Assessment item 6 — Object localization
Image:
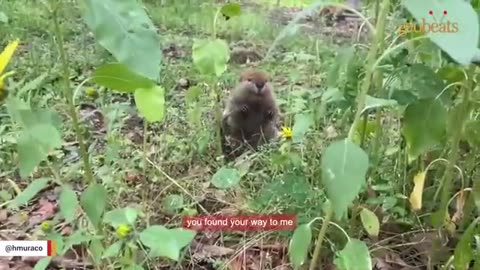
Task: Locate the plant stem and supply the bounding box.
[348,0,390,141]
[212,7,221,39]
[51,0,95,184]
[374,0,380,23]
[142,120,149,176]
[360,114,368,147]
[458,158,477,229]
[213,82,224,159]
[435,65,475,228]
[142,120,149,205]
[309,202,333,270]
[47,161,63,186]
[370,0,387,169]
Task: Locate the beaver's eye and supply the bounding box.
[247,78,252,82]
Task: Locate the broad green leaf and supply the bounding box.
[80,184,108,228]
[321,87,346,103]
[17,135,48,178]
[436,65,466,84]
[211,167,241,189]
[104,207,139,227]
[125,265,145,270]
[17,123,63,178]
[8,178,50,209]
[402,0,479,65]
[92,63,155,93]
[235,158,252,177]
[292,113,313,143]
[334,239,372,270]
[5,96,29,124]
[11,107,63,179]
[134,85,165,123]
[59,185,78,223]
[185,85,202,104]
[402,98,447,161]
[140,225,177,259]
[354,120,377,143]
[221,3,241,18]
[254,173,314,213]
[453,218,480,269]
[405,64,447,103]
[162,195,184,213]
[0,12,8,23]
[389,90,418,106]
[360,96,398,114]
[359,208,379,237]
[89,239,105,264]
[139,225,194,261]
[64,230,93,253]
[389,64,449,106]
[464,119,480,148]
[102,240,123,258]
[169,228,196,248]
[34,257,52,270]
[83,0,161,80]
[192,39,229,77]
[321,139,369,220]
[16,108,63,132]
[288,223,312,270]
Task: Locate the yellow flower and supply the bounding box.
[116,224,131,239]
[85,87,98,98]
[0,40,19,90]
[41,221,52,232]
[281,126,292,139]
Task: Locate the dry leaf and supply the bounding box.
[28,199,56,226]
[228,257,243,270]
[10,261,33,270]
[452,190,465,223]
[193,244,235,260]
[444,209,456,234]
[409,171,426,211]
[21,256,43,264]
[325,125,338,139]
[0,210,7,222]
[0,260,9,270]
[374,257,393,270]
[8,211,29,226]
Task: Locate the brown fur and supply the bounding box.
[222,69,280,151]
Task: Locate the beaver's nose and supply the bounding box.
[255,82,265,89]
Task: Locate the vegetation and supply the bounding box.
[1,0,480,269]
